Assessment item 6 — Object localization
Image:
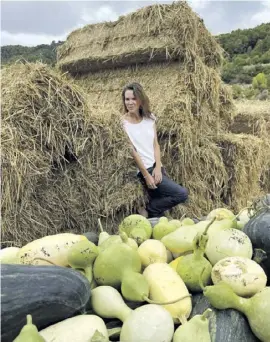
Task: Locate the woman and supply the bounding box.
[121,82,188,219]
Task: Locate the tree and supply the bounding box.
[252,73,268,90]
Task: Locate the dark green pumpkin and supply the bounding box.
[83,231,99,245]
[244,196,270,280]
[191,294,259,342]
[1,264,91,342]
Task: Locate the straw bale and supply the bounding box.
[1,62,89,245]
[230,100,270,136]
[57,1,223,75]
[217,133,268,210]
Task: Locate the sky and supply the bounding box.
[1,1,270,47]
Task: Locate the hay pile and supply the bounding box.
[2,2,269,246]
[228,100,270,193]
[58,2,223,74]
[1,63,89,245]
[229,100,270,136]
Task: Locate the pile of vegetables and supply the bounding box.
[1,194,269,342]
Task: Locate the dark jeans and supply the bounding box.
[137,164,188,218]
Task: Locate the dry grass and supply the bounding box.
[217,133,267,209]
[230,100,270,136]
[57,1,223,74]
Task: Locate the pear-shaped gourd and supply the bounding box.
[173,309,212,342]
[14,315,45,342]
[202,282,270,342]
[152,217,178,240]
[67,239,99,284]
[91,286,133,322]
[99,232,138,252]
[176,218,215,292]
[93,233,141,288]
[119,214,152,245]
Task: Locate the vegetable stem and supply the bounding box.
[98,219,104,232]
[201,308,212,321]
[26,314,32,325]
[143,294,191,305]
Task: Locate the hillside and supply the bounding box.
[1,22,270,86]
[217,22,270,84]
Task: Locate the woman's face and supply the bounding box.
[124,89,140,114]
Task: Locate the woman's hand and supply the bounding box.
[145,174,158,189]
[152,167,162,185]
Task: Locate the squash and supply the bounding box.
[211,256,267,297]
[207,208,236,221]
[93,236,141,288]
[191,293,259,342]
[176,218,215,292]
[67,239,99,284]
[205,228,253,265]
[99,232,138,252]
[137,239,167,267]
[14,315,46,342]
[161,225,199,254]
[0,246,20,264]
[202,282,270,342]
[173,309,212,342]
[1,264,90,342]
[17,233,87,266]
[91,286,133,322]
[120,304,174,342]
[143,263,192,324]
[39,315,108,342]
[244,196,270,278]
[119,214,152,245]
[152,217,177,240]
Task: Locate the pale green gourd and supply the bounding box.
[39,315,108,342]
[120,304,174,342]
[176,218,215,292]
[119,214,152,245]
[0,247,20,264]
[93,234,141,288]
[67,239,99,284]
[173,309,212,342]
[152,218,178,240]
[14,315,45,342]
[99,232,138,252]
[202,282,270,342]
[91,286,133,322]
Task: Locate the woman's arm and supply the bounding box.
[153,123,162,169]
[152,123,162,184]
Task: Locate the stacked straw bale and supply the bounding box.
[228,100,270,194]
[2,2,269,246]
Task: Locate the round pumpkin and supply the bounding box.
[191,293,259,342]
[244,194,270,281]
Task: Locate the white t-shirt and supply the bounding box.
[123,114,156,171]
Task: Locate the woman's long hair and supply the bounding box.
[122,82,152,118]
